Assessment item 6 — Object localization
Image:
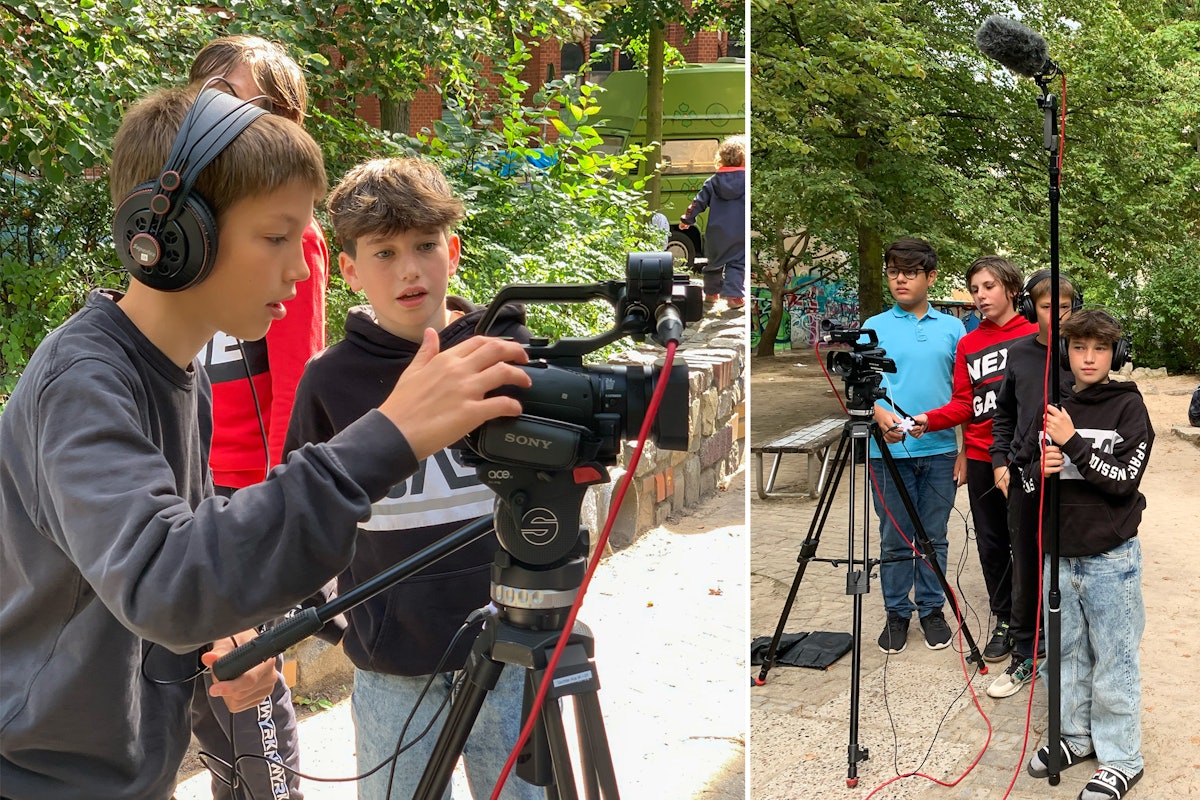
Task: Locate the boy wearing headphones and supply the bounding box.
[986,269,1078,698]
[1027,309,1151,800]
[0,87,529,800]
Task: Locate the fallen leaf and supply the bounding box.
[709,587,723,596]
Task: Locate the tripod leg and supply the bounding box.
[872,427,985,666]
[754,431,853,685]
[533,653,620,800]
[413,641,506,800]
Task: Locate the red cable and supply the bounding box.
[488,341,679,800]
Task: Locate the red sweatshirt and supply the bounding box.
[202,218,329,488]
[923,313,1038,462]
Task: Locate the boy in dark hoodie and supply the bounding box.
[986,269,1080,699]
[283,158,541,800]
[679,134,746,310]
[1024,309,1152,800]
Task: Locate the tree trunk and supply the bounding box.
[757,290,785,357]
[856,225,883,322]
[379,96,411,136]
[645,22,666,213]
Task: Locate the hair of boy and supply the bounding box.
[109,86,326,218]
[717,135,746,168]
[189,35,308,124]
[966,255,1023,308]
[885,236,937,272]
[1060,308,1123,347]
[326,157,465,258]
[1027,272,1077,302]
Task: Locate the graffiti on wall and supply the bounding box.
[751,280,980,350]
[750,277,859,350]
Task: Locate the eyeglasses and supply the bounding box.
[884,267,927,280]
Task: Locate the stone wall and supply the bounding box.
[580,313,746,553]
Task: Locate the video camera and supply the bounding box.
[820,320,895,411]
[458,252,703,567]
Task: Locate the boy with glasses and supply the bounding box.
[866,237,965,654]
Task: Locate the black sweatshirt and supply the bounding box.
[284,298,530,675]
[1022,379,1154,557]
[989,333,1075,472]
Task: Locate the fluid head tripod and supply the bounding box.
[752,325,984,787]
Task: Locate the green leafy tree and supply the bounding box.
[752,0,1200,369]
[597,0,740,211]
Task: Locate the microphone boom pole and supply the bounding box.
[1035,67,1065,786]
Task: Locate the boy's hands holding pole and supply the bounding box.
[380,330,532,461]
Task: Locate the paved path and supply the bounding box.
[749,437,1200,799]
[178,468,747,800]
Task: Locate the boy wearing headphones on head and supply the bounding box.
[986,269,1078,698]
[0,87,529,800]
[188,35,329,800]
[1026,309,1151,800]
[283,158,542,800]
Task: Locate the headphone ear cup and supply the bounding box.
[1111,336,1130,371]
[113,185,218,292]
[1018,291,1036,324]
[1059,337,1071,371]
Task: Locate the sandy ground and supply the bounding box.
[748,350,1200,799]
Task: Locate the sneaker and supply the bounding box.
[1027,737,1096,779]
[1079,766,1143,800]
[919,609,952,650]
[986,655,1039,698]
[877,612,909,654]
[983,621,1014,662]
[725,297,745,309]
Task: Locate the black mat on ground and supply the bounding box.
[750,631,854,670]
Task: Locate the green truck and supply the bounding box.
[593,59,747,268]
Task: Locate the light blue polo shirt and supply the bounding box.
[865,304,965,459]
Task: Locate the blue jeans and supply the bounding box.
[869,453,957,617]
[353,664,544,800]
[1048,538,1144,775]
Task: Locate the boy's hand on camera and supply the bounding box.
[202,631,278,713]
[1044,404,1076,445]
[382,329,531,461]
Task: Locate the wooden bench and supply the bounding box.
[752,417,844,500]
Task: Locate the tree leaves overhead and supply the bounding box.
[752,0,1200,368]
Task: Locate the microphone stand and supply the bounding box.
[1035,71,1064,786]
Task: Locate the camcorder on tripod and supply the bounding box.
[753,321,984,788]
[214,252,702,799]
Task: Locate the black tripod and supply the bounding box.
[754,393,984,787]
[412,545,618,799]
[214,463,621,800]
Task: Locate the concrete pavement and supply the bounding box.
[177,468,748,800]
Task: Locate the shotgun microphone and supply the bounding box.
[975,15,1060,78]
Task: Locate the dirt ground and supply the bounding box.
[748,346,1200,799]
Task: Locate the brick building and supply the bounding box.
[352,24,736,136]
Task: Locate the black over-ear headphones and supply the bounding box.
[112,88,269,292]
[1017,268,1084,324]
[1059,310,1131,372]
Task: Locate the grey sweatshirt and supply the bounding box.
[0,290,419,799]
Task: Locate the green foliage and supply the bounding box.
[406,45,659,342]
[0,173,125,400]
[752,0,1200,369]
